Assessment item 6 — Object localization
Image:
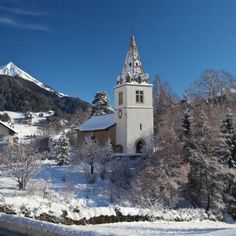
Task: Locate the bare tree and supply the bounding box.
[187,69,236,102]
[0,142,42,190]
[97,138,113,179]
[77,137,102,175]
[153,76,180,142]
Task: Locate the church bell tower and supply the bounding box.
[114,36,154,153]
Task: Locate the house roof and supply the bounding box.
[0,121,17,134]
[76,113,116,132]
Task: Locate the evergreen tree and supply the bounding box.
[217,109,236,168]
[187,110,215,210]
[187,109,236,213]
[91,91,114,116]
[53,133,71,166]
[181,100,193,162]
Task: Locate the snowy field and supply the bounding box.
[0,160,235,228]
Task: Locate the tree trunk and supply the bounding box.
[90,160,94,174]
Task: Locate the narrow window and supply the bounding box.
[140,91,144,103]
[140,123,142,130]
[136,91,139,103]
[118,91,123,105]
[136,90,144,103]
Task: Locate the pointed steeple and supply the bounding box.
[117,36,149,85]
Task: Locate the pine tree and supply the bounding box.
[187,109,236,212]
[187,110,215,210]
[217,109,236,168]
[91,91,114,116]
[53,133,71,166]
[181,103,193,162]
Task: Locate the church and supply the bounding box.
[76,36,154,154]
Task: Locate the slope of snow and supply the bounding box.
[0,62,65,97]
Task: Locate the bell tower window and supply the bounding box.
[118,91,123,105]
[136,90,144,103]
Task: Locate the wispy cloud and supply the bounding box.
[0,17,50,31]
[0,6,47,16]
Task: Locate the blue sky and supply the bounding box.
[0,0,236,104]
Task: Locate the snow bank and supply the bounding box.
[0,213,236,236]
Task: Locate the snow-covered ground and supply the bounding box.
[0,160,233,224]
[0,111,235,233]
[0,160,113,220]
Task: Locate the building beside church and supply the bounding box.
[76,36,154,154]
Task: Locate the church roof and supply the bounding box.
[76,113,116,132]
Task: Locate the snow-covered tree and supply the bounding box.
[181,102,194,162]
[0,142,42,190]
[216,109,236,168]
[153,76,178,136]
[78,137,102,175]
[98,137,113,179]
[52,133,71,166]
[91,91,114,116]
[187,69,236,102]
[186,108,236,213]
[186,110,214,210]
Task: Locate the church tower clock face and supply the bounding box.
[118,109,122,119]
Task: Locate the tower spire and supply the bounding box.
[117,36,149,85]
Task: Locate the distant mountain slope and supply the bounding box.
[0,62,61,96]
[0,62,91,116]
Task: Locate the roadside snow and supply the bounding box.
[0,214,236,236]
[77,221,236,236]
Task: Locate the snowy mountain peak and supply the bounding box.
[0,62,66,97]
[0,61,19,77]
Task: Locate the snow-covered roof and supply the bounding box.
[0,121,17,134]
[76,113,116,132]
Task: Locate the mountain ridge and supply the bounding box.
[0,62,91,117]
[0,62,65,97]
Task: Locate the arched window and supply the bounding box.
[116,145,123,153]
[136,139,146,153]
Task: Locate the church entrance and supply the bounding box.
[136,139,146,153]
